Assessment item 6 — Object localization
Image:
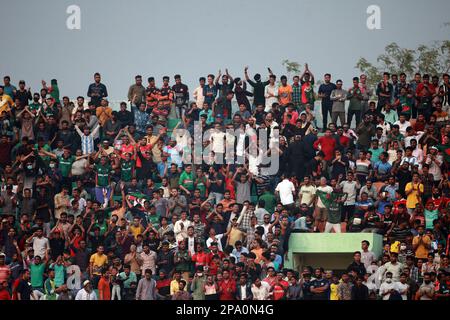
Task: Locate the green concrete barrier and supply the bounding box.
[285,233,383,271]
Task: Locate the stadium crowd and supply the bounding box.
[0,65,450,301]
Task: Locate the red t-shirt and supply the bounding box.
[218,279,236,300]
[191,251,209,267]
[313,136,336,161]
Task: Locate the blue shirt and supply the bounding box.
[203,85,218,106]
[377,200,391,214]
[374,161,392,176]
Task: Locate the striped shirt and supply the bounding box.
[75,125,100,155]
[356,159,371,177]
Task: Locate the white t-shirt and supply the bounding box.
[393,120,411,136]
[299,185,316,207]
[211,131,226,153]
[193,86,205,107]
[379,281,396,300]
[206,234,224,252]
[339,181,358,205]
[275,179,295,205]
[394,282,409,300]
[252,282,271,300]
[316,185,333,208]
[32,237,50,258]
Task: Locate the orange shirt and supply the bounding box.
[96,106,113,126]
[278,85,293,106]
[98,277,111,300]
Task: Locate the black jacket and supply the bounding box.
[235,283,253,300]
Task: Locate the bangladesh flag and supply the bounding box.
[316,190,344,208]
[126,192,150,210]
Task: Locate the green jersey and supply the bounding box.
[120,160,135,182]
[95,164,111,187]
[58,155,75,177]
[317,191,344,224]
[179,171,195,191]
[195,176,207,198]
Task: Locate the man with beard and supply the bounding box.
[172,74,189,119]
[318,73,337,130]
[285,134,307,181]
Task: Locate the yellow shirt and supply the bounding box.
[0,94,14,114]
[170,279,187,295]
[129,225,145,239]
[90,253,108,275]
[405,182,423,209]
[412,235,431,259]
[330,283,339,300]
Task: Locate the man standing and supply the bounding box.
[300,64,315,112]
[172,74,189,119]
[136,269,157,300]
[318,73,337,130]
[87,73,108,107]
[278,75,293,108]
[310,268,330,300]
[412,225,432,260]
[128,75,146,108]
[193,77,206,108]
[330,80,347,127]
[376,72,393,113]
[275,175,296,210]
[245,66,273,110]
[359,74,372,115]
[361,240,376,269]
[347,77,363,126]
[356,115,375,151]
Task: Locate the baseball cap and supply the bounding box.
[83,280,90,287]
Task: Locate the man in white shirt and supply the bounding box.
[379,253,403,282]
[361,240,376,269]
[298,176,316,215]
[394,273,409,300]
[173,211,192,242]
[210,123,226,163]
[25,228,49,259]
[251,278,271,300]
[393,114,411,136]
[206,229,225,252]
[314,177,333,232]
[404,129,424,148]
[264,75,278,112]
[75,280,98,300]
[192,77,205,108]
[410,139,424,166]
[275,176,295,207]
[379,272,396,300]
[339,172,360,222]
[140,244,157,275]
